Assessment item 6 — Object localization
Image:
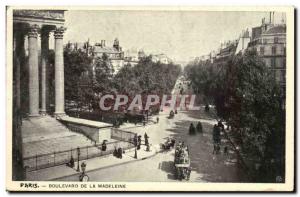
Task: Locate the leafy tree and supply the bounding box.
[114,55,181,97]
[64,47,92,101]
[228,50,285,182]
[185,50,285,182]
[93,53,115,94]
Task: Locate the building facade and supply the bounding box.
[151,53,172,64]
[93,38,125,74]
[124,49,146,66]
[248,16,286,88]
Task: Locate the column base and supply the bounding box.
[40,110,47,115]
[54,112,66,118]
[28,113,40,117]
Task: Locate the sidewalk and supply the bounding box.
[25,145,158,181]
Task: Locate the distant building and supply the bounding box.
[214,40,238,66]
[93,38,125,74]
[235,29,251,54]
[66,38,125,74]
[124,49,145,66]
[151,53,172,64]
[248,13,286,88]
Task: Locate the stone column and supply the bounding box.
[28,25,40,117]
[40,29,49,115]
[54,26,66,116]
[13,32,20,110]
[14,30,26,111]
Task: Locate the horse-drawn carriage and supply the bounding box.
[160,138,176,150]
[174,142,191,180]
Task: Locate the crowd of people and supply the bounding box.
[187,120,228,155]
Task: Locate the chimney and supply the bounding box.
[269,12,272,24]
[103,40,106,47]
[281,13,285,24]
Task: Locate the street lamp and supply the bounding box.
[134,147,137,159]
[77,147,80,172]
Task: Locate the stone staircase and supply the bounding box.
[21,115,95,158]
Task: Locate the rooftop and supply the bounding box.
[93,46,122,54]
[264,25,286,34]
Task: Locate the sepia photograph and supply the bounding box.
[6,6,294,192]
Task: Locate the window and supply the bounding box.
[260,47,264,55]
[272,46,277,55]
[274,37,279,43]
[276,70,286,83]
[271,58,276,68]
[283,58,286,68]
[275,70,281,82]
[262,38,267,44]
[283,46,286,55]
[281,70,286,82]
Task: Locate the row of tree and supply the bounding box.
[61,47,182,112]
[185,50,285,182]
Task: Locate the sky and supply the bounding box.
[61,10,286,62]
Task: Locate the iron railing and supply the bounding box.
[23,140,134,172]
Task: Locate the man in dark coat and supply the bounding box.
[118,147,123,159]
[144,133,149,146]
[189,123,196,135]
[196,121,203,133]
[101,140,107,151]
[213,124,218,143]
[137,135,142,150]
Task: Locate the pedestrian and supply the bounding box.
[118,147,123,159]
[218,120,224,131]
[205,104,210,112]
[67,156,75,168]
[171,139,176,148]
[144,132,149,146]
[101,140,107,151]
[146,144,150,152]
[113,147,118,157]
[156,116,159,123]
[189,123,196,135]
[137,135,142,150]
[196,121,203,133]
[223,146,228,155]
[213,124,220,144]
[216,125,221,144]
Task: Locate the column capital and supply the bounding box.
[54,26,66,39]
[27,24,40,38]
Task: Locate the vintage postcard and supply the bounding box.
[6,6,295,192]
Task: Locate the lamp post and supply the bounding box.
[77,147,80,172]
[134,147,137,159]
